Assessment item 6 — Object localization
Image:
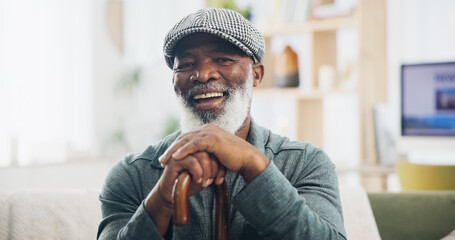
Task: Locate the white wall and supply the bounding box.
[0,0,94,165]
[0,0,206,190]
[93,0,205,160]
[387,0,455,160]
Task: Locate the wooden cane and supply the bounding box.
[215,179,229,240]
[173,171,228,240]
[173,171,191,226]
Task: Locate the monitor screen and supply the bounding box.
[401,62,455,136]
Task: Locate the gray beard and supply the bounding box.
[175,68,253,134]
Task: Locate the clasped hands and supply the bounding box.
[157,124,270,203]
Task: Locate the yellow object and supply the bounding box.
[395,160,455,190]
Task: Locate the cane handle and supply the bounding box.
[173,171,191,226]
[173,171,229,240]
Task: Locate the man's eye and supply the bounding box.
[216,58,232,63]
[176,62,194,70]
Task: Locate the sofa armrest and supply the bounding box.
[368,191,455,240]
[340,186,381,240]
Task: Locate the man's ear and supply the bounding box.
[252,63,264,87]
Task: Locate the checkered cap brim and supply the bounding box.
[163,7,265,69]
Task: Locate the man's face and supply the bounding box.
[172,33,256,133]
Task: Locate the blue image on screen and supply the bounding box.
[436,88,455,110]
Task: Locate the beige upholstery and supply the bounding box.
[0,187,378,239]
[340,186,381,240]
[0,192,9,238]
[1,190,101,240]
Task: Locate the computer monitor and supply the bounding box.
[401,61,455,136]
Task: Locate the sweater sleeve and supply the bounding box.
[232,150,346,240]
[97,158,165,240]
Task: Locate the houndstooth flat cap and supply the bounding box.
[163,7,265,69]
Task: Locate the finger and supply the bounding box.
[209,154,219,179]
[215,166,226,185]
[193,152,213,187]
[172,135,216,160]
[156,156,202,202]
[159,133,201,164]
[176,130,199,140]
[174,155,204,185]
[159,139,188,164]
[204,154,220,187]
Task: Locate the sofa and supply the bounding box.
[0,188,454,240]
[368,191,455,240]
[0,190,101,240]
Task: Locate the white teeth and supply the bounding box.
[193,92,224,100]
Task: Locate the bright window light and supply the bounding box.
[0,0,93,166]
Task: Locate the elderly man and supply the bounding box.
[98,8,346,240]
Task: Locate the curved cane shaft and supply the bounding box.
[173,171,191,226]
[215,182,229,240]
[173,171,229,240]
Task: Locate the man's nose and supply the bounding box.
[190,61,220,83]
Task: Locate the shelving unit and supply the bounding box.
[254,0,387,191]
[261,14,357,39]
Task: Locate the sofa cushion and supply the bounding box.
[1,190,101,240]
[0,192,10,238]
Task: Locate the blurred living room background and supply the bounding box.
[1,0,455,193]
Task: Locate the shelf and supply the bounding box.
[253,0,387,191]
[253,88,357,100]
[261,13,357,37]
[337,164,394,176]
[254,88,308,98]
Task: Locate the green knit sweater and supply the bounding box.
[97,120,346,239]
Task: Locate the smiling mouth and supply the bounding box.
[193,92,224,101]
[191,92,226,110]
